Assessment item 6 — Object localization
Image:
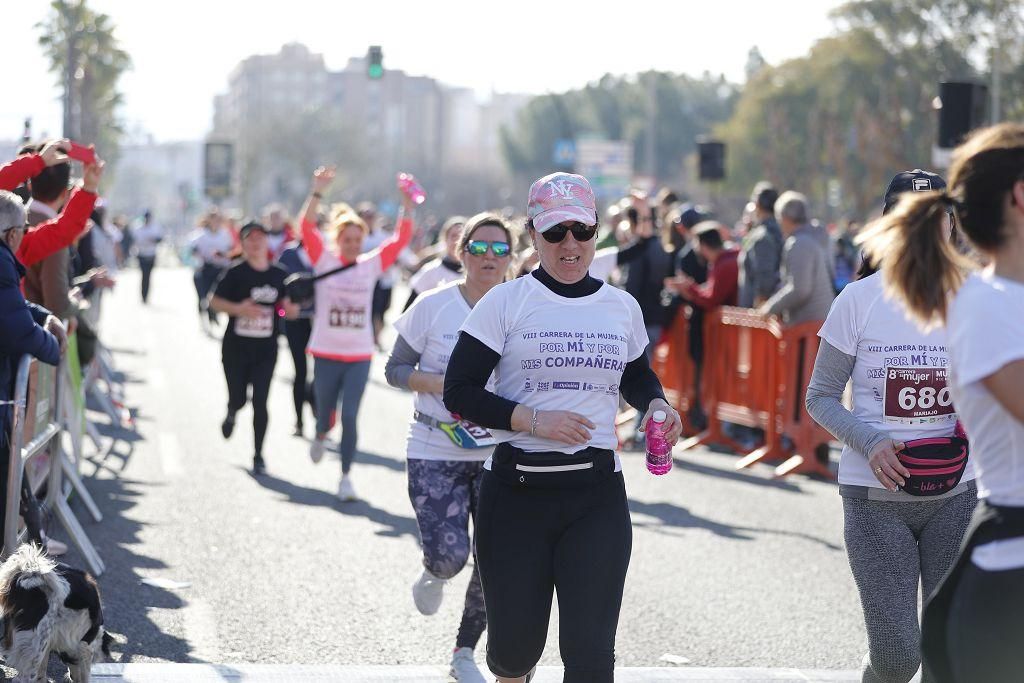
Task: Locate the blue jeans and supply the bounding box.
[313,357,371,474]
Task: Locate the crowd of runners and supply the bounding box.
[3,122,1024,683]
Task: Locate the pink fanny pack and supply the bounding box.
[896,430,969,496]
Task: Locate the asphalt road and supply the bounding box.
[46,264,875,677]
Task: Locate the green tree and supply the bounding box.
[716,0,1019,217]
[500,72,737,189]
[37,0,131,167]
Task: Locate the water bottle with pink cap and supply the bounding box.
[397,172,427,205]
[645,410,673,475]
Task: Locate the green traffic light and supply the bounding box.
[368,64,383,80]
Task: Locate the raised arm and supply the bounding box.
[0,139,70,191]
[16,160,103,267]
[376,192,416,270]
[297,166,335,266]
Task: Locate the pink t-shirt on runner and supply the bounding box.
[302,217,413,361]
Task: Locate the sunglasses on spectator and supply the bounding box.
[540,222,598,243]
[465,240,511,257]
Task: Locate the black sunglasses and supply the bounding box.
[539,222,598,244]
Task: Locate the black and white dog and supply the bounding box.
[0,544,112,682]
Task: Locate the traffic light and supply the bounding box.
[367,46,383,80]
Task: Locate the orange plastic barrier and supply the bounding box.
[671,306,834,479]
[770,320,835,478]
[650,311,699,435]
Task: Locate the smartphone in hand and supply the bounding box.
[67,142,97,165]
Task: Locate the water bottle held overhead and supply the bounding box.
[397,172,427,205]
[645,410,673,476]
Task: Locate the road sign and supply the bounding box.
[574,139,632,200]
[553,139,576,167]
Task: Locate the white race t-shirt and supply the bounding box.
[460,275,649,465]
[189,228,235,268]
[394,281,490,462]
[409,258,463,295]
[307,250,383,361]
[947,272,1024,570]
[133,221,163,258]
[818,273,973,490]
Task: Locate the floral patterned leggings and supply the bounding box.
[407,458,487,649]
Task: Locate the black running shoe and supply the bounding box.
[252,455,266,476]
[221,412,235,439]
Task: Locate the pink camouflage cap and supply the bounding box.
[527,172,598,233]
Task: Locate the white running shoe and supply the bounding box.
[309,437,326,464]
[336,475,358,502]
[412,567,446,615]
[449,647,486,682]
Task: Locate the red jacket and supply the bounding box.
[682,248,739,310]
[16,189,98,267]
[0,154,45,191]
[1,154,98,267]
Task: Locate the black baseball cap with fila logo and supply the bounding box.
[882,169,947,215]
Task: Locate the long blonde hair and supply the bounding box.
[859,123,1024,327]
[325,201,368,242]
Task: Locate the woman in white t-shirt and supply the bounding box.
[384,213,514,683]
[443,173,682,683]
[401,216,466,312]
[298,166,415,502]
[858,123,1024,683]
[807,169,976,683]
[189,210,235,327]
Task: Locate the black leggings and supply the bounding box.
[223,350,277,457]
[194,264,223,320]
[475,451,631,681]
[284,318,314,427]
[138,255,155,303]
[945,560,1024,682]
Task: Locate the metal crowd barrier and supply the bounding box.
[4,354,105,575]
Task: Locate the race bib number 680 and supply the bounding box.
[883,367,955,424]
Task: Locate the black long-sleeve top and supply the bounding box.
[442,267,666,431]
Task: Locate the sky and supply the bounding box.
[6,0,844,143]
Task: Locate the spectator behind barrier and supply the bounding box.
[663,205,712,430]
[0,190,69,551]
[616,191,671,360]
[21,145,81,322]
[0,189,66,449]
[738,181,783,308]
[1,141,101,268]
[759,191,835,325]
[666,221,739,311]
